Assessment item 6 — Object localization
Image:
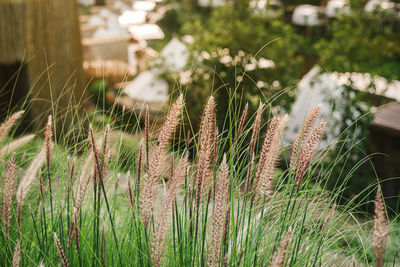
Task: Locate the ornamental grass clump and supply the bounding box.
[0,94,396,267]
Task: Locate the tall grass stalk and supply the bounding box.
[0,93,397,267]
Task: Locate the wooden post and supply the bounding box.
[1,0,87,140]
[0,0,30,125]
[0,0,26,65]
[26,0,88,139]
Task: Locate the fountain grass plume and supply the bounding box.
[3,153,16,237]
[258,115,288,197]
[12,239,21,267]
[249,101,263,157]
[208,154,230,267]
[294,120,327,188]
[152,154,188,266]
[136,142,143,198]
[0,134,35,159]
[54,232,70,267]
[195,96,215,208]
[140,95,184,228]
[290,105,321,167]
[0,93,395,267]
[254,116,281,190]
[237,103,248,139]
[270,227,292,267]
[145,105,150,168]
[373,187,388,267]
[16,146,46,205]
[44,115,53,178]
[0,110,25,144]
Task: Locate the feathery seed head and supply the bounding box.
[136,142,143,197]
[0,134,35,159]
[373,187,388,267]
[290,105,321,168]
[140,95,184,228]
[250,101,263,157]
[102,125,111,178]
[0,110,25,143]
[152,154,188,266]
[322,204,336,231]
[54,233,70,267]
[255,115,287,196]
[12,239,21,267]
[237,103,248,139]
[294,120,327,188]
[270,227,292,267]
[3,154,16,237]
[17,146,46,205]
[127,177,135,212]
[145,105,150,168]
[208,154,230,267]
[158,94,184,150]
[195,96,216,206]
[45,115,53,171]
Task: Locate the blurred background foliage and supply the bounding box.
[155,0,400,214]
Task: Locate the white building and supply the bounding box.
[123,70,169,103]
[286,66,400,146]
[325,0,350,18]
[160,37,189,72]
[133,1,156,11]
[292,5,325,26]
[129,24,165,40]
[79,0,95,6]
[198,0,226,7]
[365,0,397,12]
[119,10,147,26]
